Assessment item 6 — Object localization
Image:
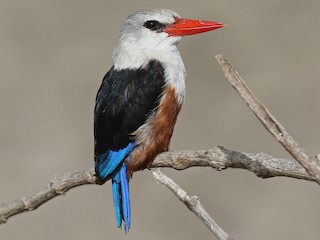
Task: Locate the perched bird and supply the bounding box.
[94,8,224,232]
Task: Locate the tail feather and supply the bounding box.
[112,172,122,228]
[111,163,131,233]
[120,164,131,233]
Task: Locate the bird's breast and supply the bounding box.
[126,84,181,176]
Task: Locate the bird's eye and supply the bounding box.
[143,20,164,31]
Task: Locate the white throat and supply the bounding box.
[113,37,186,104]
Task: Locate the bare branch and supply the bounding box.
[153,169,233,240]
[0,170,96,224]
[215,54,320,184]
[154,146,313,181]
[0,146,315,225]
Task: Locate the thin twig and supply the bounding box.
[215,54,320,184]
[153,169,233,240]
[0,146,315,224]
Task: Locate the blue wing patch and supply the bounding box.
[95,142,135,180]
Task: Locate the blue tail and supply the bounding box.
[95,142,134,232]
[112,163,131,232]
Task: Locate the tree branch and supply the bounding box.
[215,54,320,184]
[153,146,313,181]
[0,146,314,224]
[0,170,95,224]
[153,169,233,240]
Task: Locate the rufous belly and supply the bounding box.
[126,85,181,177]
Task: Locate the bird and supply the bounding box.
[94,8,224,233]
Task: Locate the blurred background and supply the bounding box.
[0,0,319,239]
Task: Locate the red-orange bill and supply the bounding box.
[164,18,225,36]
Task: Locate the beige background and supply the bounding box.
[1,1,319,239]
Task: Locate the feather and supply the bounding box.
[95,142,134,180]
[112,172,122,228]
[111,163,131,232]
[120,164,131,232]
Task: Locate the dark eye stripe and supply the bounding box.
[143,20,164,31]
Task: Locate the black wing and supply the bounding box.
[94,60,165,157]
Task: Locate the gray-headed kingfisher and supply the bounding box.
[94,8,224,232]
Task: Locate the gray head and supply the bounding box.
[121,9,180,37]
[112,9,224,70]
[113,9,182,70]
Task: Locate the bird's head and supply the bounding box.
[113,9,225,70]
